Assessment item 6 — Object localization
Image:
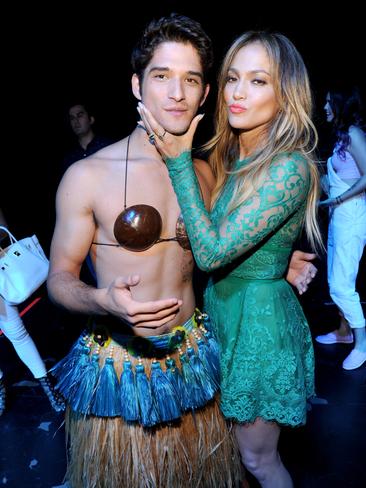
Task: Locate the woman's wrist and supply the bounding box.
[165,151,192,170]
[334,195,344,205]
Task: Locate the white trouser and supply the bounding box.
[327,158,366,328]
[0,297,46,378]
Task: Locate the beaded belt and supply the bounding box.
[91,311,198,358]
[51,310,220,427]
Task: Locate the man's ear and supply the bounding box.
[132,74,142,101]
[90,115,95,125]
[200,84,210,107]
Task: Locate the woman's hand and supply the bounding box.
[137,102,204,160]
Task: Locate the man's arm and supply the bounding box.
[47,162,181,327]
[47,162,105,313]
[286,250,317,295]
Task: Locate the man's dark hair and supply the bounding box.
[66,101,94,118]
[131,13,213,83]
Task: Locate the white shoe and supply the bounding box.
[342,349,366,370]
[315,331,354,344]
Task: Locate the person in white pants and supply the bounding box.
[0,297,65,414]
[316,86,366,370]
[0,208,64,414]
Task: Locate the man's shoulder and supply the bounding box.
[89,135,117,153]
[61,158,95,185]
[91,138,125,159]
[62,151,110,182]
[64,139,126,178]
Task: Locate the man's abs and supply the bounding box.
[92,243,196,333]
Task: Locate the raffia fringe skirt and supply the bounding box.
[65,397,240,488]
[54,312,242,487]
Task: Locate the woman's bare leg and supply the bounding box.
[234,418,293,488]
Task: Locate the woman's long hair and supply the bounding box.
[206,31,322,251]
[328,86,365,158]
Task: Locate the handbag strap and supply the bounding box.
[0,226,17,250]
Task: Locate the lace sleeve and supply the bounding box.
[166,152,310,272]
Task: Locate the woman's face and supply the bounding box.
[324,92,334,123]
[224,42,279,134]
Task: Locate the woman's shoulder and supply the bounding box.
[267,153,310,187]
[271,151,309,173]
[348,126,366,163]
[348,125,366,141]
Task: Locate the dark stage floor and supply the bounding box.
[0,282,365,488]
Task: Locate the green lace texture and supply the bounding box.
[166,151,315,426]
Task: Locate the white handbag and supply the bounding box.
[0,226,49,305]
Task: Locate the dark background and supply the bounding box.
[2,1,365,250]
[1,6,366,486]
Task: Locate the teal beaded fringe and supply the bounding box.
[51,313,220,427]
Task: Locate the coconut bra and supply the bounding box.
[92,135,191,252]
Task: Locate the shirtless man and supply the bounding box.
[47,14,316,488]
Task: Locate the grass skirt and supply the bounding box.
[65,398,241,488]
[53,312,242,487]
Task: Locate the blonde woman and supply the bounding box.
[139,30,322,488]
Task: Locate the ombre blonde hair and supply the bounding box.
[206,31,322,251]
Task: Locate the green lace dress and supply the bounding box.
[166,151,315,427]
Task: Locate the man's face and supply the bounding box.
[132,41,209,135]
[68,105,93,136]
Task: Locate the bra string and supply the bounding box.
[123,135,131,210]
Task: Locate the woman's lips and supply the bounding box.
[229,105,247,114]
